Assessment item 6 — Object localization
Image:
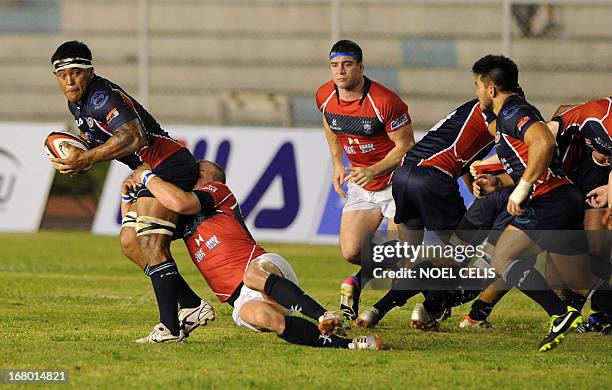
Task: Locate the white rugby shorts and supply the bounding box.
[343,181,396,219]
[232,253,298,332]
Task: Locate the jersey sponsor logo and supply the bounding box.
[502,106,519,118]
[390,113,409,130]
[205,235,220,250]
[195,233,205,247]
[91,91,109,109]
[359,143,375,153]
[106,108,119,123]
[203,185,218,192]
[348,138,359,145]
[344,145,356,154]
[194,248,205,263]
[86,117,94,128]
[517,116,531,131]
[76,118,84,127]
[329,118,341,131]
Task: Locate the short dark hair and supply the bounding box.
[51,40,92,64]
[472,55,518,93]
[329,40,363,63]
[198,160,226,184]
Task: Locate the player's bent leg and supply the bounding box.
[338,209,384,320]
[243,254,344,335]
[238,300,287,333]
[339,209,384,263]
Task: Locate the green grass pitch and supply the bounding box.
[1,232,611,389]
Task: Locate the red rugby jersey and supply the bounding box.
[182,182,266,302]
[316,77,411,191]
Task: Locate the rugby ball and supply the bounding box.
[44,131,92,170]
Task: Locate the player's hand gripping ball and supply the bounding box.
[44,131,92,171]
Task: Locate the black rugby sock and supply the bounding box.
[373,289,419,318]
[148,260,181,335]
[591,282,612,316]
[279,316,351,348]
[175,273,202,309]
[502,260,566,316]
[553,287,586,311]
[469,299,495,321]
[264,273,326,320]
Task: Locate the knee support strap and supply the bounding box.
[121,211,138,229]
[135,215,176,237]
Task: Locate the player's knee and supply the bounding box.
[242,265,264,291]
[340,244,361,264]
[119,229,139,260]
[490,256,510,273]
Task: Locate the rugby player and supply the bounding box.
[458,97,612,333]
[122,161,382,349]
[471,55,612,351]
[355,97,498,329]
[316,40,415,320]
[48,41,210,342]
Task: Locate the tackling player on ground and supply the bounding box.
[48,41,211,342]
[123,161,382,350]
[316,40,414,320]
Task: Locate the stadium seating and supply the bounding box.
[1,1,611,131]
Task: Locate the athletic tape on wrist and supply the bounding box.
[509,178,532,205]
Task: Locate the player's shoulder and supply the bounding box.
[197,182,233,199]
[498,96,540,126]
[367,78,406,106]
[575,97,611,117]
[83,76,126,116]
[315,80,335,107]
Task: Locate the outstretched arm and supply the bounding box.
[133,164,202,215]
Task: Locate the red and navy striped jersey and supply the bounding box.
[68,75,184,170]
[495,95,571,198]
[181,182,266,302]
[402,99,495,178]
[316,77,410,191]
[553,97,612,173]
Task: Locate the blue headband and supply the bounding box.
[329,52,359,61]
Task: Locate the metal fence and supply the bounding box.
[0,0,610,132]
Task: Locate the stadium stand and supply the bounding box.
[0,0,611,131]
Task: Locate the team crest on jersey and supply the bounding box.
[363,120,372,132]
[86,117,94,128]
[91,91,109,109]
[390,114,409,130]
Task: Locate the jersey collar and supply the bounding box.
[334,76,371,106]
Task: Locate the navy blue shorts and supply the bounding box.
[569,152,608,210]
[465,186,514,231]
[137,148,198,198]
[392,164,465,230]
[510,184,588,255]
